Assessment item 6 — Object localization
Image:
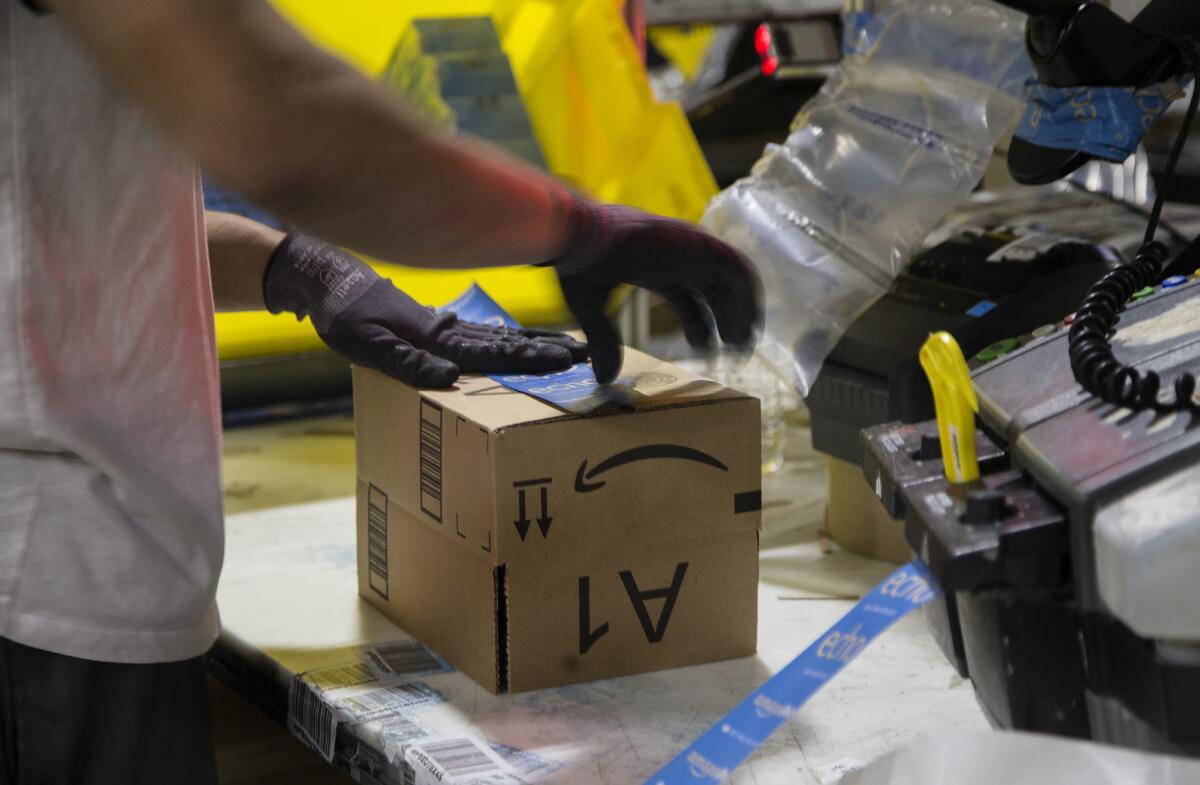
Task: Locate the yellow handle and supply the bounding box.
[919,332,980,484]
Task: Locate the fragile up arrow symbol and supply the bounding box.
[536,486,552,538]
[514,489,531,541]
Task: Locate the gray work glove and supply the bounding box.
[264,234,588,388]
[547,199,762,384]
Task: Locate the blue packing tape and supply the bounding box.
[1014,78,1187,161]
[438,284,629,412]
[643,560,942,785]
[437,283,521,329]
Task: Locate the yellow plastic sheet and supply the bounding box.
[216,0,716,360]
[648,25,717,82]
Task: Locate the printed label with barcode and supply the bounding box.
[377,714,430,746]
[288,679,338,763]
[490,743,563,781]
[363,639,453,679]
[305,661,379,692]
[335,682,445,721]
[367,484,390,600]
[407,737,510,785]
[419,400,444,522]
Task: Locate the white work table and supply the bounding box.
[215,412,987,784]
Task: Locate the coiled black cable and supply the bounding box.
[1066,241,1194,410]
[1066,37,1200,412]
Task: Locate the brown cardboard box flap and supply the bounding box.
[353,352,761,566]
[356,481,501,692]
[418,347,747,433]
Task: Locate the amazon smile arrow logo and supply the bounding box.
[574,444,729,492]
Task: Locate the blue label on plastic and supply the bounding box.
[966,300,997,317]
[643,561,942,785]
[439,284,626,412]
[841,11,880,58]
[1014,79,1186,161]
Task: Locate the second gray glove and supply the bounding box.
[546,199,762,384]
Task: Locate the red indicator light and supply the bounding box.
[754,24,772,56]
[761,55,779,77]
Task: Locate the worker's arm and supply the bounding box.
[205,211,588,386]
[47,0,570,269]
[49,0,762,383]
[207,211,279,312]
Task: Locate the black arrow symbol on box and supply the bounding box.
[536,486,552,537]
[514,489,531,541]
[575,444,729,493]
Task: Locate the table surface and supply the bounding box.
[215,410,987,784]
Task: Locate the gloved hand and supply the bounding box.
[547,199,762,384]
[264,234,588,388]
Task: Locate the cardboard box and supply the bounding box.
[354,349,761,693]
[825,456,911,565]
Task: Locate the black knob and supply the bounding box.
[917,434,942,461]
[962,490,1007,526]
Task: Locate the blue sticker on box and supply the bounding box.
[644,561,942,785]
[439,284,631,412]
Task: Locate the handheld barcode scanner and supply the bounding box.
[994,0,1198,184]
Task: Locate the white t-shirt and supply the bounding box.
[0,4,225,663]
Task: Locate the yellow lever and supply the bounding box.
[919,332,980,484]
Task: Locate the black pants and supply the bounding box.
[0,636,217,785]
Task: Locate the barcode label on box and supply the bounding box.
[488,742,562,782]
[288,679,338,763]
[305,662,379,691]
[363,640,453,679]
[336,682,445,721]
[367,484,390,600]
[419,400,444,522]
[407,737,509,784]
[378,714,430,746]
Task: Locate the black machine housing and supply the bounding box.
[828,0,1200,755]
[862,274,1200,753]
[807,222,1121,464]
